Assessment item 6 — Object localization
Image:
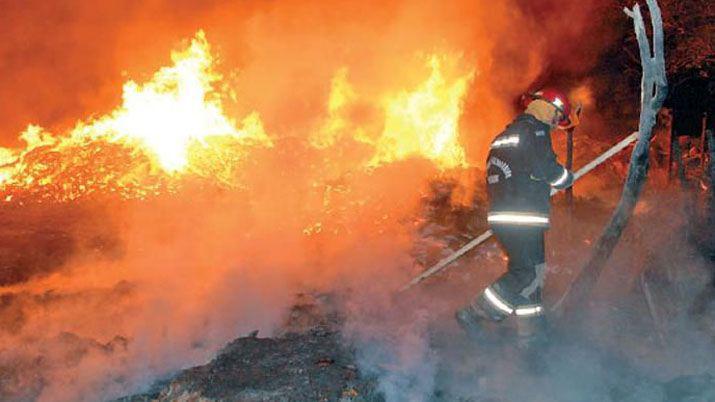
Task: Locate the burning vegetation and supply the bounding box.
[0,32,269,201]
[0,0,712,401]
[0,31,475,204]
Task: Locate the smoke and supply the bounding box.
[341,184,715,401]
[0,0,649,401]
[0,193,296,400]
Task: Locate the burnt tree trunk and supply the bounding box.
[562,0,667,314]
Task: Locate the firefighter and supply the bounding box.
[456,88,575,346]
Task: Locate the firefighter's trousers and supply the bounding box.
[473,225,547,334]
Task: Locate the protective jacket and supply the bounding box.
[486,113,573,227]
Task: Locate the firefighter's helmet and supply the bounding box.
[525,88,572,127]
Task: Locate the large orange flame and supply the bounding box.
[0,33,475,203]
[0,31,271,201]
[80,30,271,173]
[370,55,473,170]
[312,54,473,171]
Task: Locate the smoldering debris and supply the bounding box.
[118,292,383,402]
[123,330,379,401]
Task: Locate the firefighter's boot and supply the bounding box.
[455,294,506,342]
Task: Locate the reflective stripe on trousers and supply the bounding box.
[482,285,544,317]
[487,211,549,227]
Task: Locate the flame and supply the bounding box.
[369,55,473,170]
[312,55,474,170]
[0,31,271,201]
[311,68,360,149]
[0,35,474,204]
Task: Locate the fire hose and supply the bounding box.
[400,131,639,292]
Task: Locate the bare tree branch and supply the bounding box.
[561,0,668,316]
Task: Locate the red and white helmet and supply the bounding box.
[527,88,572,127]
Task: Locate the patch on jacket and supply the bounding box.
[488,175,500,184]
[535,130,546,137]
[487,157,512,179]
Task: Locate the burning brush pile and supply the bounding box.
[0,32,272,203]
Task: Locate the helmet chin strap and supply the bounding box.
[550,111,562,128]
